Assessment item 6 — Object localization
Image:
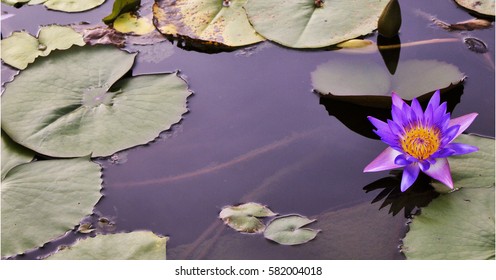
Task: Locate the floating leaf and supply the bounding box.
[2,45,191,158]
[1,157,102,257]
[219,202,276,233]
[455,0,495,17]
[77,223,95,234]
[103,0,141,24]
[402,187,495,259]
[1,131,35,180]
[153,0,264,48]
[113,12,155,35]
[377,0,402,37]
[43,0,106,12]
[402,135,495,259]
[464,37,488,53]
[245,0,389,48]
[264,215,320,245]
[74,24,127,47]
[1,25,84,69]
[312,58,464,105]
[336,39,374,49]
[44,231,167,260]
[432,134,495,192]
[1,0,29,5]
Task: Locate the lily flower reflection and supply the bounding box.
[364,90,478,192]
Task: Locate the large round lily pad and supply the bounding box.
[45,231,168,260]
[264,214,320,245]
[312,58,464,105]
[1,157,102,258]
[219,202,277,233]
[153,0,264,48]
[455,0,495,17]
[244,0,389,48]
[2,45,191,158]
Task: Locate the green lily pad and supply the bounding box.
[455,0,495,17]
[44,231,168,260]
[403,135,495,259]
[2,0,106,11]
[1,25,85,69]
[219,202,277,233]
[433,134,495,192]
[1,157,102,258]
[113,12,155,35]
[153,0,265,48]
[103,0,141,24]
[43,0,106,12]
[2,45,191,158]
[1,131,35,180]
[402,187,495,259]
[312,58,464,106]
[245,0,389,48]
[264,214,320,245]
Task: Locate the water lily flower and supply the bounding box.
[364,90,478,192]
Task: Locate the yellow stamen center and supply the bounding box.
[401,125,441,160]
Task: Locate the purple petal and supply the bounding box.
[387,119,404,136]
[427,90,441,109]
[411,98,424,122]
[394,154,412,166]
[431,147,456,158]
[367,116,388,131]
[401,164,420,192]
[391,106,406,126]
[364,147,403,172]
[448,113,478,139]
[391,92,406,109]
[423,158,453,189]
[445,143,479,156]
[419,160,430,172]
[441,124,460,146]
[432,102,448,127]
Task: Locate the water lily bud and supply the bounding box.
[378,0,402,38]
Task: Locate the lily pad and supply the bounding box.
[153,0,265,48]
[1,25,85,69]
[312,58,464,106]
[1,157,102,258]
[43,0,106,12]
[244,0,389,48]
[2,45,191,158]
[455,0,495,17]
[219,202,277,233]
[1,131,35,180]
[103,0,141,24]
[113,12,155,35]
[402,135,495,259]
[1,0,29,5]
[432,134,495,192]
[44,231,168,260]
[264,214,320,245]
[402,187,495,259]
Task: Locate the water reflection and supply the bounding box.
[377,34,401,74]
[319,83,464,139]
[363,172,440,218]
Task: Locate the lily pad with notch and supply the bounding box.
[219,202,277,233]
[2,45,192,158]
[44,231,168,259]
[264,214,320,245]
[1,25,85,70]
[1,155,103,258]
[244,0,389,49]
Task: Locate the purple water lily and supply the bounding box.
[364,90,478,192]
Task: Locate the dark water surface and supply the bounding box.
[1,0,494,259]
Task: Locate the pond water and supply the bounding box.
[1,0,494,260]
